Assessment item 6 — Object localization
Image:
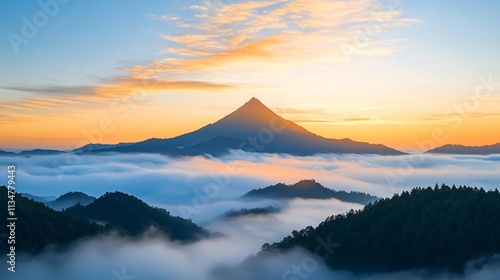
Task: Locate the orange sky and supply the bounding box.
[1,0,499,152]
[1,95,499,152]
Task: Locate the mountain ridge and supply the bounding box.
[64,191,212,241]
[427,143,500,155]
[258,184,500,273]
[242,179,380,204]
[85,98,404,156]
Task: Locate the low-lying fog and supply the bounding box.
[1,151,499,279]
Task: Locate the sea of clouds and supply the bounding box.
[1,151,499,205]
[0,151,499,279]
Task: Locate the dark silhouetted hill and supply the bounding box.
[18,149,64,156]
[222,206,281,220]
[46,191,96,210]
[72,142,132,153]
[91,98,404,156]
[262,184,500,273]
[427,143,500,155]
[0,187,101,254]
[242,180,379,204]
[20,193,57,203]
[0,150,16,156]
[65,191,211,241]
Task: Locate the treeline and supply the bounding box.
[65,191,211,241]
[0,187,212,254]
[223,206,281,219]
[0,186,101,254]
[264,184,500,272]
[243,179,379,204]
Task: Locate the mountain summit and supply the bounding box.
[219,97,312,136]
[86,98,403,156]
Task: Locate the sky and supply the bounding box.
[0,0,499,151]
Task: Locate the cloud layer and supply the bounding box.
[1,152,499,208]
[1,151,499,279]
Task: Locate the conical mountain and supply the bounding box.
[91,98,403,156]
[214,97,310,135]
[166,97,314,147]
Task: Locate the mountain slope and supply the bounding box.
[64,192,211,241]
[0,150,16,156]
[18,149,64,156]
[0,187,101,253]
[242,179,380,204]
[262,185,500,272]
[20,193,57,203]
[72,142,132,153]
[93,98,404,156]
[427,143,500,155]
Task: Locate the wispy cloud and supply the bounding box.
[2,0,417,125]
[0,77,233,121]
[138,0,417,77]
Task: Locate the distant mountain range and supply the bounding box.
[242,180,380,204]
[0,150,16,156]
[20,193,57,203]
[22,191,96,210]
[47,192,96,210]
[88,98,403,156]
[1,99,497,157]
[72,142,133,153]
[427,143,500,155]
[0,98,402,157]
[0,149,64,156]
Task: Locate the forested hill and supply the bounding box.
[0,188,213,253]
[243,180,379,204]
[263,185,500,272]
[0,186,101,254]
[65,191,211,241]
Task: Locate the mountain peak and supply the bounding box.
[219,97,278,125]
[239,97,268,112]
[247,97,262,104]
[90,98,405,156]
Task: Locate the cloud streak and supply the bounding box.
[0,77,233,122]
[138,0,417,76]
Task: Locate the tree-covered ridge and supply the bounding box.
[0,186,101,254]
[65,191,211,242]
[222,206,281,219]
[264,185,500,272]
[243,179,379,204]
